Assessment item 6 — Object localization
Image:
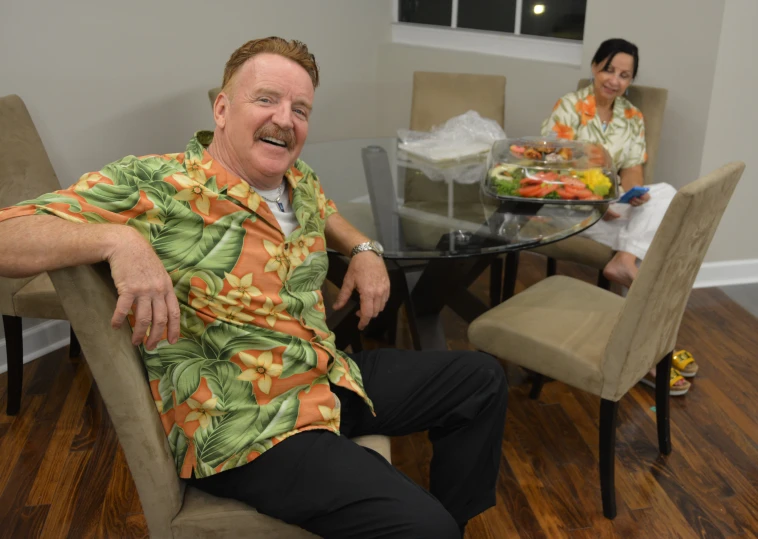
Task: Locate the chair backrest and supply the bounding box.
[601,161,745,400]
[406,72,506,205]
[577,80,668,185]
[208,87,221,108]
[0,94,64,312]
[49,263,183,539]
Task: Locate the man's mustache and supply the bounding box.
[255,124,295,150]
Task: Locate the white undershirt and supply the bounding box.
[256,183,299,237]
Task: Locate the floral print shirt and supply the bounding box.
[0,132,373,478]
[541,84,647,173]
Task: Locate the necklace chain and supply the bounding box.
[256,182,286,204]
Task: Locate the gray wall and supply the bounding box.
[698,0,758,262]
[0,0,390,189]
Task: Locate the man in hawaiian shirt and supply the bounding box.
[0,37,507,538]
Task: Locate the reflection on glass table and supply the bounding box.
[300,138,606,350]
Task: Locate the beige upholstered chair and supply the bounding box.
[406,71,505,206]
[406,72,511,306]
[50,262,391,538]
[524,81,669,293]
[468,162,745,519]
[0,94,80,416]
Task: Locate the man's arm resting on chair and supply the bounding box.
[324,212,390,330]
[0,215,179,349]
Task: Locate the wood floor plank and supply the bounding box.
[25,348,67,396]
[38,450,91,539]
[26,363,92,506]
[70,383,105,452]
[495,443,544,538]
[0,395,43,495]
[8,505,49,539]
[96,446,139,538]
[124,514,150,538]
[0,414,58,531]
[65,408,122,539]
[128,482,144,516]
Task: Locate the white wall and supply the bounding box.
[0,0,390,189]
[697,0,758,263]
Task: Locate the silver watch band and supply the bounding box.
[351,241,381,257]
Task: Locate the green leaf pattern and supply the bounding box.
[8,133,373,478]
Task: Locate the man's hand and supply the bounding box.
[332,252,390,330]
[106,228,180,350]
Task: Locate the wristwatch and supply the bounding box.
[351,240,384,258]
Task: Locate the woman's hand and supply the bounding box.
[629,192,651,207]
[603,209,621,221]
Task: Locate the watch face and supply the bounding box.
[371,241,384,255]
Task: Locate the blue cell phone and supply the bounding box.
[618,186,650,203]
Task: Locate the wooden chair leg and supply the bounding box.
[3,315,23,416]
[597,271,611,290]
[69,326,81,357]
[656,351,673,455]
[547,257,557,277]
[502,252,520,301]
[599,398,619,519]
[529,372,545,400]
[490,258,503,306]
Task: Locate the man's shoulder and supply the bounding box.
[99,151,187,183]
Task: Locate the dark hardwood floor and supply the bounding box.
[1,252,757,538]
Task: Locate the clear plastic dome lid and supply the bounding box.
[483,137,619,204]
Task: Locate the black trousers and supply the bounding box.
[187,348,508,539]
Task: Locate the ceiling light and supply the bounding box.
[533,4,545,15]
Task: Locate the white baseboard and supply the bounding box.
[0,320,70,374]
[693,258,758,289]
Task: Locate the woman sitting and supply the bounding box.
[541,38,697,395]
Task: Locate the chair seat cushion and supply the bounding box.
[171,435,391,538]
[468,275,624,396]
[531,235,615,270]
[173,487,320,539]
[13,273,67,320]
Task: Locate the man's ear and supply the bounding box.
[213,92,229,129]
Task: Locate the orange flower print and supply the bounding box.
[552,122,575,140]
[553,99,562,112]
[643,151,648,163]
[237,351,283,394]
[185,397,225,429]
[184,157,213,184]
[625,108,643,121]
[574,96,596,126]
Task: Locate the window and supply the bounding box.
[392,0,585,66]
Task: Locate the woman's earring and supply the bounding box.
[625,88,629,96]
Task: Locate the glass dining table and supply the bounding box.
[299,137,608,350]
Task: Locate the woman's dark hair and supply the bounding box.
[592,39,639,79]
